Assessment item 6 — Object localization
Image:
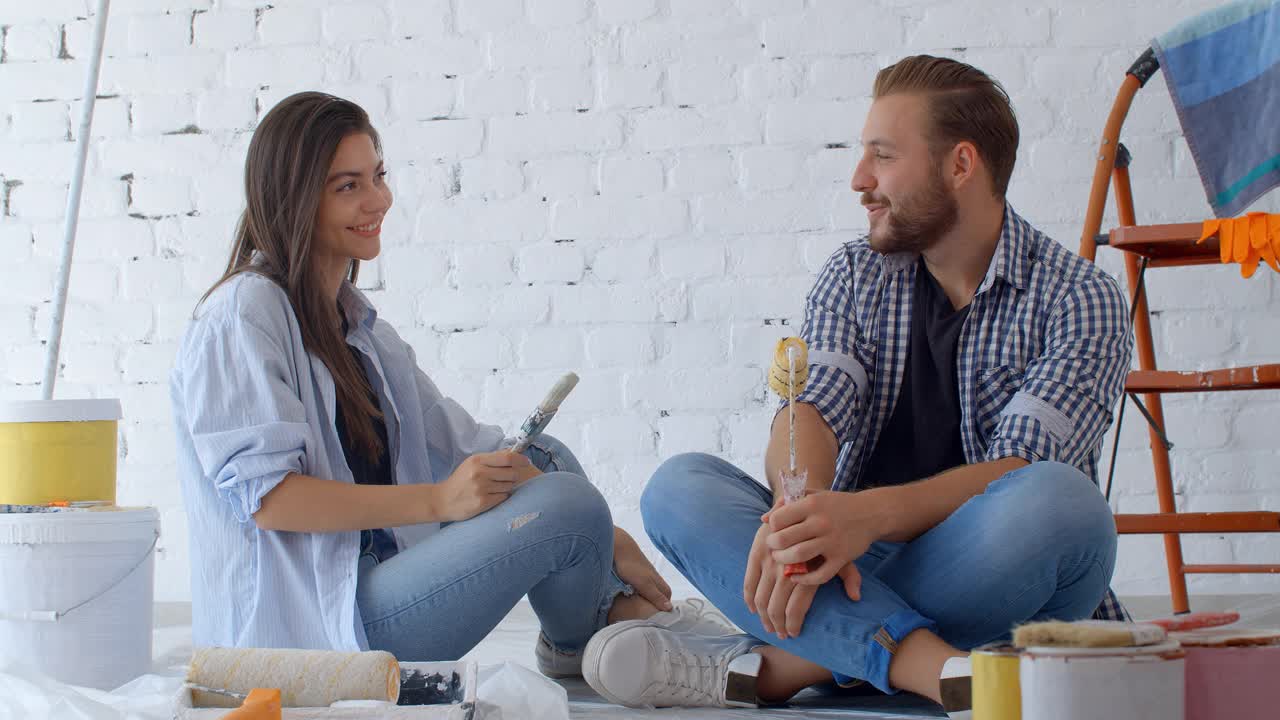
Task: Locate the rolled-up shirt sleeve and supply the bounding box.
[180,314,311,523]
[985,275,1132,467]
[792,249,873,444]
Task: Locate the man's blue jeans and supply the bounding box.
[641,454,1117,693]
[358,435,629,660]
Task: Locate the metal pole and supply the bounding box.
[41,0,112,399]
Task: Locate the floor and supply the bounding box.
[149,593,1280,720]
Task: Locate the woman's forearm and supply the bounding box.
[252,472,443,532]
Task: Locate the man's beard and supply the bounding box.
[866,168,959,255]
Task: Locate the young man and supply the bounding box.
[581,56,1133,717]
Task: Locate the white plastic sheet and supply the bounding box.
[475,662,569,720]
[0,663,180,720]
[0,661,571,720]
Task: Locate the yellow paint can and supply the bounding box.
[0,399,121,505]
[972,643,1021,720]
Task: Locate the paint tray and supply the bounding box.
[176,661,478,720]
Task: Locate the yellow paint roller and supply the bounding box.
[186,647,400,709]
[768,337,811,577]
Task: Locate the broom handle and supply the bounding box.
[42,0,112,399]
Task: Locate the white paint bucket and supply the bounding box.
[0,507,159,690]
[1019,641,1185,720]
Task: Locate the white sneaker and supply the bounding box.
[648,598,739,636]
[535,631,583,679]
[939,655,973,720]
[583,624,763,708]
[534,599,736,679]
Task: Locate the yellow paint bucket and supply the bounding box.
[0,399,121,505]
[972,643,1021,720]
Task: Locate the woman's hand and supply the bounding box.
[613,526,673,611]
[433,451,538,523]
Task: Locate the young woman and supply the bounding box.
[171,92,672,673]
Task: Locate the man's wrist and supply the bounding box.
[860,485,903,540]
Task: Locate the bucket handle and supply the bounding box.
[0,532,159,623]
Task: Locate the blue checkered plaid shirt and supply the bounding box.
[796,204,1133,621]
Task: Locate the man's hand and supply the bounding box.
[743,521,818,639]
[764,490,883,593]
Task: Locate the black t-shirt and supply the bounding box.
[334,319,398,562]
[860,257,970,489]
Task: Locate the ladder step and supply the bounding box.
[1125,365,1280,394]
[1181,564,1280,574]
[1115,512,1280,534]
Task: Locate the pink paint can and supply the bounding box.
[1173,628,1280,720]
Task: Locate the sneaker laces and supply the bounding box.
[679,598,735,632]
[657,639,732,705]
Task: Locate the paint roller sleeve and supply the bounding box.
[186,647,400,708]
[767,338,809,400]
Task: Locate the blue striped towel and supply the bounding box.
[1153,0,1280,217]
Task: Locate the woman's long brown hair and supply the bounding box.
[200,91,384,462]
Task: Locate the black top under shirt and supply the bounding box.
[335,316,398,563]
[860,257,970,489]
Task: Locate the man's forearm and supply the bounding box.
[866,456,1030,542]
[764,402,839,501]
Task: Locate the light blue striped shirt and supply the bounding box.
[170,272,504,650]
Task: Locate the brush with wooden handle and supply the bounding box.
[768,338,811,577]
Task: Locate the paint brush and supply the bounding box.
[508,372,579,453]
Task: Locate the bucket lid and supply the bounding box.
[973,642,1021,656]
[1174,628,1280,647]
[0,399,122,423]
[1023,640,1183,657]
[0,506,158,544]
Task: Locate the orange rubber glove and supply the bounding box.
[1198,213,1280,278]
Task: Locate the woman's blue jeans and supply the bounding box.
[358,435,629,660]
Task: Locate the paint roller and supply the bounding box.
[508,372,579,452]
[767,338,811,577]
[185,647,401,708]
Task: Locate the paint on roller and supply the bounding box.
[509,512,540,531]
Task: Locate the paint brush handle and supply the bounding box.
[508,372,579,452]
[778,467,811,577]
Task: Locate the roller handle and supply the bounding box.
[221,688,281,720]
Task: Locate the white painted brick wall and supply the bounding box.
[3,0,1276,604]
